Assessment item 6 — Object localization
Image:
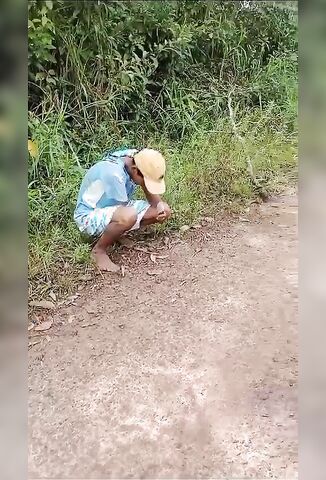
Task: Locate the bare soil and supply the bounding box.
[29,190,298,479]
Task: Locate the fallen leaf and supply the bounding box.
[30,300,55,310]
[67,294,79,302]
[150,254,157,263]
[179,225,190,234]
[49,291,56,301]
[192,224,202,229]
[147,269,163,276]
[86,306,96,314]
[28,139,38,158]
[79,274,92,281]
[163,236,170,246]
[156,255,169,260]
[34,319,53,331]
[28,323,35,331]
[134,246,150,254]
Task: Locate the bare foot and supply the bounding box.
[91,248,120,273]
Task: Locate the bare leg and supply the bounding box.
[92,206,137,272]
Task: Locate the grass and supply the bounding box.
[28,104,297,301]
[28,2,298,301]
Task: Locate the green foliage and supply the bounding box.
[28,0,298,298]
[28,1,297,133]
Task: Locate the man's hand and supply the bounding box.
[156,201,171,223]
[156,211,167,223]
[142,185,172,223]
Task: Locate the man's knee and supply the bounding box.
[112,206,137,230]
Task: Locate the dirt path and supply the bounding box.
[29,191,298,479]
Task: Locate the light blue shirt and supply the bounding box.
[74,148,138,219]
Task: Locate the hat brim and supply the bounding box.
[144,176,166,195]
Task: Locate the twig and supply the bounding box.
[133,246,152,254]
[227,91,257,188]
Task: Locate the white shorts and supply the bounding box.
[74,200,150,238]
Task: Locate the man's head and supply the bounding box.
[128,148,166,194]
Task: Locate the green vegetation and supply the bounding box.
[28,0,298,298]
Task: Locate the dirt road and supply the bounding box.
[29,191,298,479]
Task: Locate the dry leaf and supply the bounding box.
[134,246,150,254]
[147,269,163,276]
[150,254,157,263]
[192,224,202,229]
[67,294,78,302]
[179,225,190,234]
[86,306,96,314]
[34,319,53,331]
[30,300,55,310]
[49,291,56,301]
[156,255,169,260]
[269,203,281,208]
[28,139,38,158]
[28,323,35,331]
[79,274,92,281]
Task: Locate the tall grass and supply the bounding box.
[28,1,298,299]
[28,105,297,299]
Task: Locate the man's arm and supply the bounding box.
[141,184,167,219]
[144,192,161,208]
[141,184,161,208]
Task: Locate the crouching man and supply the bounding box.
[74,148,171,272]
